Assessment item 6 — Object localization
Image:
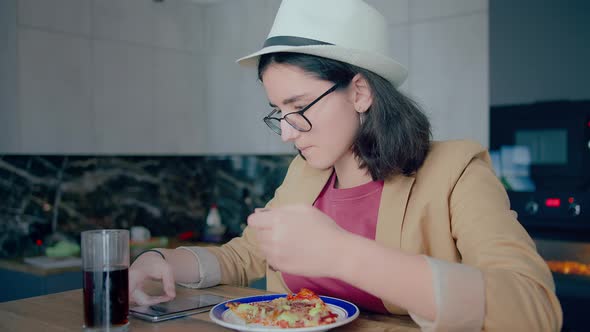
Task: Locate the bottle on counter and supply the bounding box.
[203,204,226,243]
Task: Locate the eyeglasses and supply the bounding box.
[263,84,338,135]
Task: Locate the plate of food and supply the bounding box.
[209,288,359,331]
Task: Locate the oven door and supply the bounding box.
[535,239,590,331]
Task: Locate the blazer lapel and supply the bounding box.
[375,174,416,315]
[375,174,416,249]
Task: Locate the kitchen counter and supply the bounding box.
[0,240,224,302]
[0,257,80,276]
[0,239,218,276]
[0,282,420,331]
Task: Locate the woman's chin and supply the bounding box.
[304,156,334,170]
[298,148,336,170]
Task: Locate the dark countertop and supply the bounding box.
[0,239,220,276]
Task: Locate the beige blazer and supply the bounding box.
[206,140,562,331]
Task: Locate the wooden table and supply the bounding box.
[0,283,420,331]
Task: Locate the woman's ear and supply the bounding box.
[350,73,373,113]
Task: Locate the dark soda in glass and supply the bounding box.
[83,266,129,328]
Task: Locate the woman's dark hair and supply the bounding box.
[258,52,431,181]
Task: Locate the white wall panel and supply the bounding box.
[365,0,409,25]
[19,29,93,153]
[92,0,154,46]
[4,0,489,154]
[153,49,208,153]
[0,0,20,152]
[19,0,91,36]
[153,0,196,51]
[387,24,411,93]
[204,54,242,153]
[92,41,154,153]
[410,13,488,146]
[410,0,487,21]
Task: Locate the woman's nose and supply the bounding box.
[280,120,299,142]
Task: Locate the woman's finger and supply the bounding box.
[160,266,177,299]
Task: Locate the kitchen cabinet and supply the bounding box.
[0,260,81,302]
[2,0,490,154]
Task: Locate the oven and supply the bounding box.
[490,100,590,191]
[491,100,590,331]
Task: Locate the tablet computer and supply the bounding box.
[130,293,228,322]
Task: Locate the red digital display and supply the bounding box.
[545,198,561,208]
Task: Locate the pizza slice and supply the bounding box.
[227,288,338,328]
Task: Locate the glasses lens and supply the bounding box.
[264,118,282,135]
[285,113,311,132]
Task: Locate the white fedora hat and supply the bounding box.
[237,0,408,87]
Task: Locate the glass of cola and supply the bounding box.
[81,229,130,332]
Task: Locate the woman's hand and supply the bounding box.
[247,204,350,278]
[129,251,176,306]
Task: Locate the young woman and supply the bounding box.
[129,1,562,330]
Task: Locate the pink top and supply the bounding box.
[282,172,389,313]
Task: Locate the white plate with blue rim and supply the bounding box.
[209,293,359,332]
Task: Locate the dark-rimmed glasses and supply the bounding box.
[263,84,338,135]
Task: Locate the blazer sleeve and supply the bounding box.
[449,153,563,331]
